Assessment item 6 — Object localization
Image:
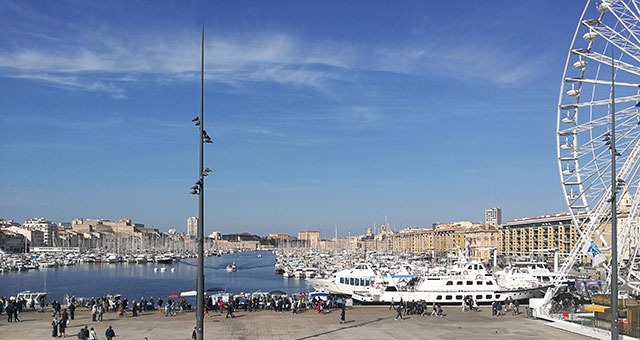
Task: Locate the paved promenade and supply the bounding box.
[0,305,595,340]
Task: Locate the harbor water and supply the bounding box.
[0,251,312,302]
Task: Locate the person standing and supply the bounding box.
[59,309,68,338]
[6,301,14,322]
[50,318,58,338]
[91,303,98,322]
[69,302,76,320]
[139,297,146,314]
[226,301,234,318]
[105,325,115,340]
[339,303,346,324]
[97,303,104,322]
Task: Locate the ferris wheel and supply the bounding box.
[555,0,640,297]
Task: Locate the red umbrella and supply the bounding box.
[168,294,180,299]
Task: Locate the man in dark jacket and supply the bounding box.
[105,325,116,340]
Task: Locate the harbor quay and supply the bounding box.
[0,304,592,340]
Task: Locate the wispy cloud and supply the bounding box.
[12,72,126,98]
[0,14,544,96]
[370,42,544,85]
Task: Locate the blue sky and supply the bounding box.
[0,0,585,237]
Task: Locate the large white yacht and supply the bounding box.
[351,260,549,304]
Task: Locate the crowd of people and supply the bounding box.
[390,298,445,319]
[204,292,345,318]
[1,290,538,340]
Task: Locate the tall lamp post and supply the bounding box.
[609,45,619,340]
[190,24,212,340]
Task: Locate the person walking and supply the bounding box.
[339,303,346,324]
[105,325,116,340]
[89,327,98,340]
[394,304,403,321]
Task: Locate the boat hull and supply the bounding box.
[352,285,550,305]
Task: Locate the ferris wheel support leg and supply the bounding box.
[530,285,558,320]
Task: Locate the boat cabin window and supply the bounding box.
[476,281,483,285]
[476,295,482,300]
[496,294,501,299]
[487,281,494,285]
[446,281,453,286]
[486,295,492,299]
[466,281,473,285]
[349,278,354,285]
[456,295,463,300]
[436,295,442,300]
[456,281,463,286]
[340,278,345,284]
[445,295,452,300]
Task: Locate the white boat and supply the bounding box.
[274,263,285,274]
[509,261,560,284]
[155,255,173,264]
[351,260,549,305]
[17,291,47,302]
[135,255,148,264]
[106,254,119,263]
[306,263,380,296]
[303,267,317,279]
[293,267,305,279]
[226,262,237,272]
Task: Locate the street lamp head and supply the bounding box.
[192,116,200,122]
[190,189,199,195]
[203,133,213,143]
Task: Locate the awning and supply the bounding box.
[584,304,609,313]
